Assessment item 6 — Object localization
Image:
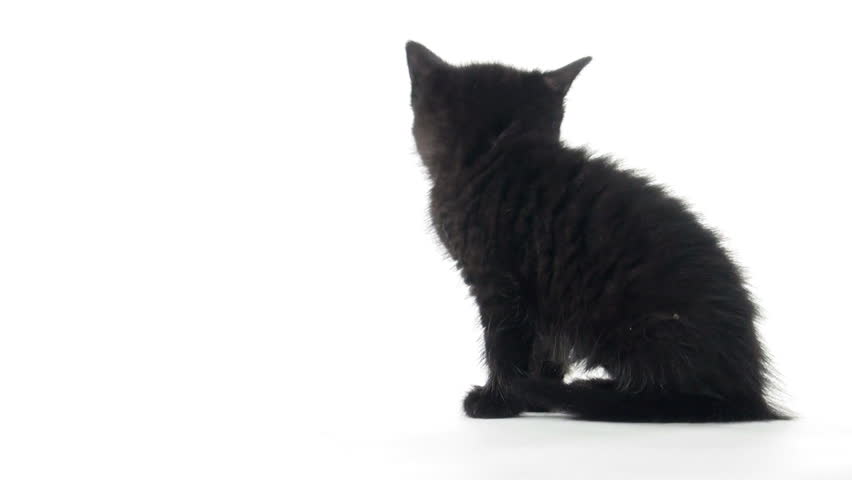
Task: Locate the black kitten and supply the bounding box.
[405,41,786,422]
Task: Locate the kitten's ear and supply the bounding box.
[543,56,593,95]
[406,41,448,83]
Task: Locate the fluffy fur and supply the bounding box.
[406,41,786,422]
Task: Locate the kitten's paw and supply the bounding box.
[463,385,522,418]
[525,404,553,413]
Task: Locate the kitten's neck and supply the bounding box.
[426,123,558,182]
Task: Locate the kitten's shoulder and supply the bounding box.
[496,133,588,167]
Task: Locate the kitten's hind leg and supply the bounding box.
[525,337,567,412]
[530,336,567,381]
[538,361,566,381]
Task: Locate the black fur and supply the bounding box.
[405,41,786,422]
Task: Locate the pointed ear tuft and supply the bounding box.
[543,56,593,94]
[406,41,448,83]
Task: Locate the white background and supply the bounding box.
[2,1,851,479]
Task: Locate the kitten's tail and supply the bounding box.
[514,378,789,422]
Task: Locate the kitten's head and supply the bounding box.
[405,41,591,174]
